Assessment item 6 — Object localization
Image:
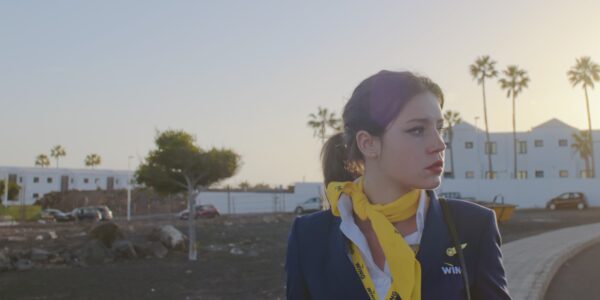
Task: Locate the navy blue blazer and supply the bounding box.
[285,190,511,300]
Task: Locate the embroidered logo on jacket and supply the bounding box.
[441,262,462,275]
[445,243,467,257]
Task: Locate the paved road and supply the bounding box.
[544,241,600,300]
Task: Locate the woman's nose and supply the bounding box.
[428,131,447,154]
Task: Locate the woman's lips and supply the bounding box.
[425,161,444,174]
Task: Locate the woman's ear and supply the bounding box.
[356,130,381,159]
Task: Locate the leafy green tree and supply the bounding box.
[572,130,593,178]
[84,154,102,169]
[307,107,342,144]
[136,129,240,260]
[499,65,530,179]
[35,154,50,167]
[253,183,271,190]
[568,56,600,178]
[50,145,66,168]
[443,110,462,178]
[470,55,498,178]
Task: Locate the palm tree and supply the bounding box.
[84,154,102,169]
[443,110,462,178]
[35,154,50,167]
[498,65,530,179]
[50,145,66,168]
[307,107,342,144]
[568,56,600,178]
[470,55,498,178]
[571,130,593,178]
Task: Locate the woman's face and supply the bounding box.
[375,92,446,190]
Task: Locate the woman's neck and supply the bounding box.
[362,171,413,205]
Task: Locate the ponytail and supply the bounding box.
[321,132,361,186]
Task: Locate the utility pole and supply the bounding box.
[127,156,134,221]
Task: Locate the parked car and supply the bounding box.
[90,205,113,221]
[294,197,322,214]
[41,209,74,222]
[178,204,220,220]
[546,192,589,210]
[70,207,102,221]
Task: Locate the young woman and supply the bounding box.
[285,71,511,300]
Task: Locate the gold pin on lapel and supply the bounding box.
[446,243,468,257]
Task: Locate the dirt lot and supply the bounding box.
[1,207,600,300]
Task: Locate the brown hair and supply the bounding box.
[321,70,444,186]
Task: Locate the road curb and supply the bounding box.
[503,222,600,300]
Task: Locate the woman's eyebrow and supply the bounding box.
[406,118,444,124]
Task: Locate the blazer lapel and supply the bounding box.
[327,216,369,299]
[417,190,452,276]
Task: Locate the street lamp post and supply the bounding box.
[127,156,134,221]
[3,173,8,206]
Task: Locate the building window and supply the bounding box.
[535,170,544,178]
[33,193,39,198]
[94,178,100,184]
[465,142,473,149]
[485,171,497,179]
[70,178,74,184]
[485,142,497,155]
[581,170,594,178]
[443,172,453,178]
[559,170,569,178]
[116,179,120,184]
[534,140,543,147]
[445,142,451,149]
[465,171,474,179]
[518,141,527,154]
[516,171,528,179]
[33,177,39,183]
[19,177,22,183]
[558,139,568,147]
[84,178,89,184]
[47,177,53,183]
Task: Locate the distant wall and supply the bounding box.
[197,182,324,214]
[438,178,600,208]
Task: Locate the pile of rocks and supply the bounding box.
[0,223,188,272]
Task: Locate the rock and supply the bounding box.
[147,242,168,258]
[15,259,33,271]
[224,221,234,226]
[132,240,168,258]
[230,246,244,255]
[111,240,137,260]
[148,225,186,250]
[89,222,124,248]
[0,250,12,271]
[35,235,44,241]
[78,239,114,265]
[48,231,58,240]
[8,236,26,242]
[30,248,51,262]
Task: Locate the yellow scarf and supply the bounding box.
[326,177,421,300]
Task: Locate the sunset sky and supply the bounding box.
[2,0,600,187]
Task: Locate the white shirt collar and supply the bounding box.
[337,189,428,278]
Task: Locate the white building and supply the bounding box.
[1,166,132,206]
[438,118,600,207]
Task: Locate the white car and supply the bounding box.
[294,197,322,214]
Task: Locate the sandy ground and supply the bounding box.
[1,207,600,300]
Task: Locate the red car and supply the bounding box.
[178,204,220,219]
[546,192,589,210]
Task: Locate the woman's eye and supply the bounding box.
[407,127,425,135]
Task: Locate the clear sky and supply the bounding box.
[1,0,600,187]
